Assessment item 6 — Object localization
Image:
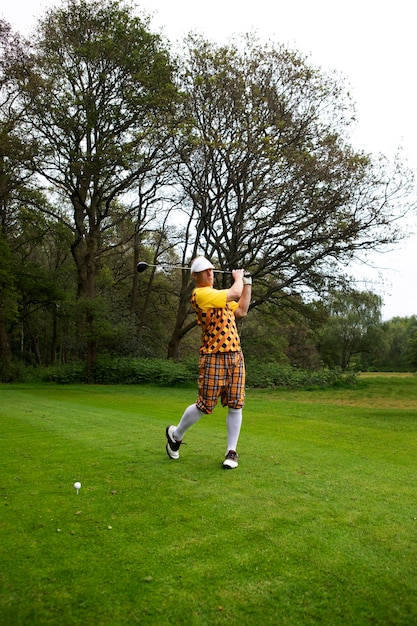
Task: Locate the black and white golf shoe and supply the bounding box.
[166,425,182,459]
[222,450,239,469]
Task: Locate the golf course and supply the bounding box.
[1,374,417,625]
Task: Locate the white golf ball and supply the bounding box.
[74,481,81,490]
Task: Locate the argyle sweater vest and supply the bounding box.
[191,290,241,354]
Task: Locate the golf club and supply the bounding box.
[136,261,234,275]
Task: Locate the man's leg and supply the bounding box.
[222,351,245,469]
[226,407,242,453]
[174,404,204,440]
[166,404,204,460]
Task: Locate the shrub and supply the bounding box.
[245,361,357,389]
[37,357,198,386]
[3,356,356,388]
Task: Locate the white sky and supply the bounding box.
[2,0,417,320]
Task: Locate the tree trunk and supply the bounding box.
[84,237,98,383]
[0,309,12,378]
[167,325,184,361]
[167,279,195,360]
[71,208,99,382]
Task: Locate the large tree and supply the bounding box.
[18,0,179,377]
[0,19,40,374]
[165,34,415,359]
[318,288,383,369]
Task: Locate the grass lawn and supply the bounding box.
[1,376,417,625]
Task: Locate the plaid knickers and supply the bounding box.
[196,350,246,414]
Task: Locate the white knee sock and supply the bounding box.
[174,404,204,440]
[226,407,242,452]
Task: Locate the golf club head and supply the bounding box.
[136,262,149,273]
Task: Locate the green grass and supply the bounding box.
[1,377,417,625]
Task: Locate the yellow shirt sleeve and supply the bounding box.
[194,286,238,311]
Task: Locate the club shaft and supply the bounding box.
[146,263,232,274]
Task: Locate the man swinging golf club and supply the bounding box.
[166,256,252,469]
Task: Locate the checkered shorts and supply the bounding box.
[196,350,246,414]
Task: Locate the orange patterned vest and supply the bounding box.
[191,288,241,354]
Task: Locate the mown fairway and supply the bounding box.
[1,376,417,625]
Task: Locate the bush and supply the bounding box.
[0,358,43,383]
[245,361,357,389]
[93,356,198,386]
[40,361,87,384]
[38,357,198,386]
[22,357,357,389]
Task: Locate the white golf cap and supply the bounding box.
[190,256,215,274]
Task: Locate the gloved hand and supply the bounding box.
[243,273,252,286]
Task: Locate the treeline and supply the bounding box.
[1,0,416,383]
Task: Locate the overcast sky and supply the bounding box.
[2,0,416,320]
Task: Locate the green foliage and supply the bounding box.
[93,356,198,386]
[406,327,417,369]
[38,357,198,386]
[245,361,356,388]
[19,0,180,373]
[8,356,358,389]
[36,361,87,384]
[319,288,383,369]
[1,3,416,376]
[369,316,417,371]
[0,236,19,325]
[166,32,414,362]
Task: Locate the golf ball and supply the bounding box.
[74,481,81,490]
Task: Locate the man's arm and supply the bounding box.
[226,269,251,319]
[234,280,251,319]
[226,269,244,302]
